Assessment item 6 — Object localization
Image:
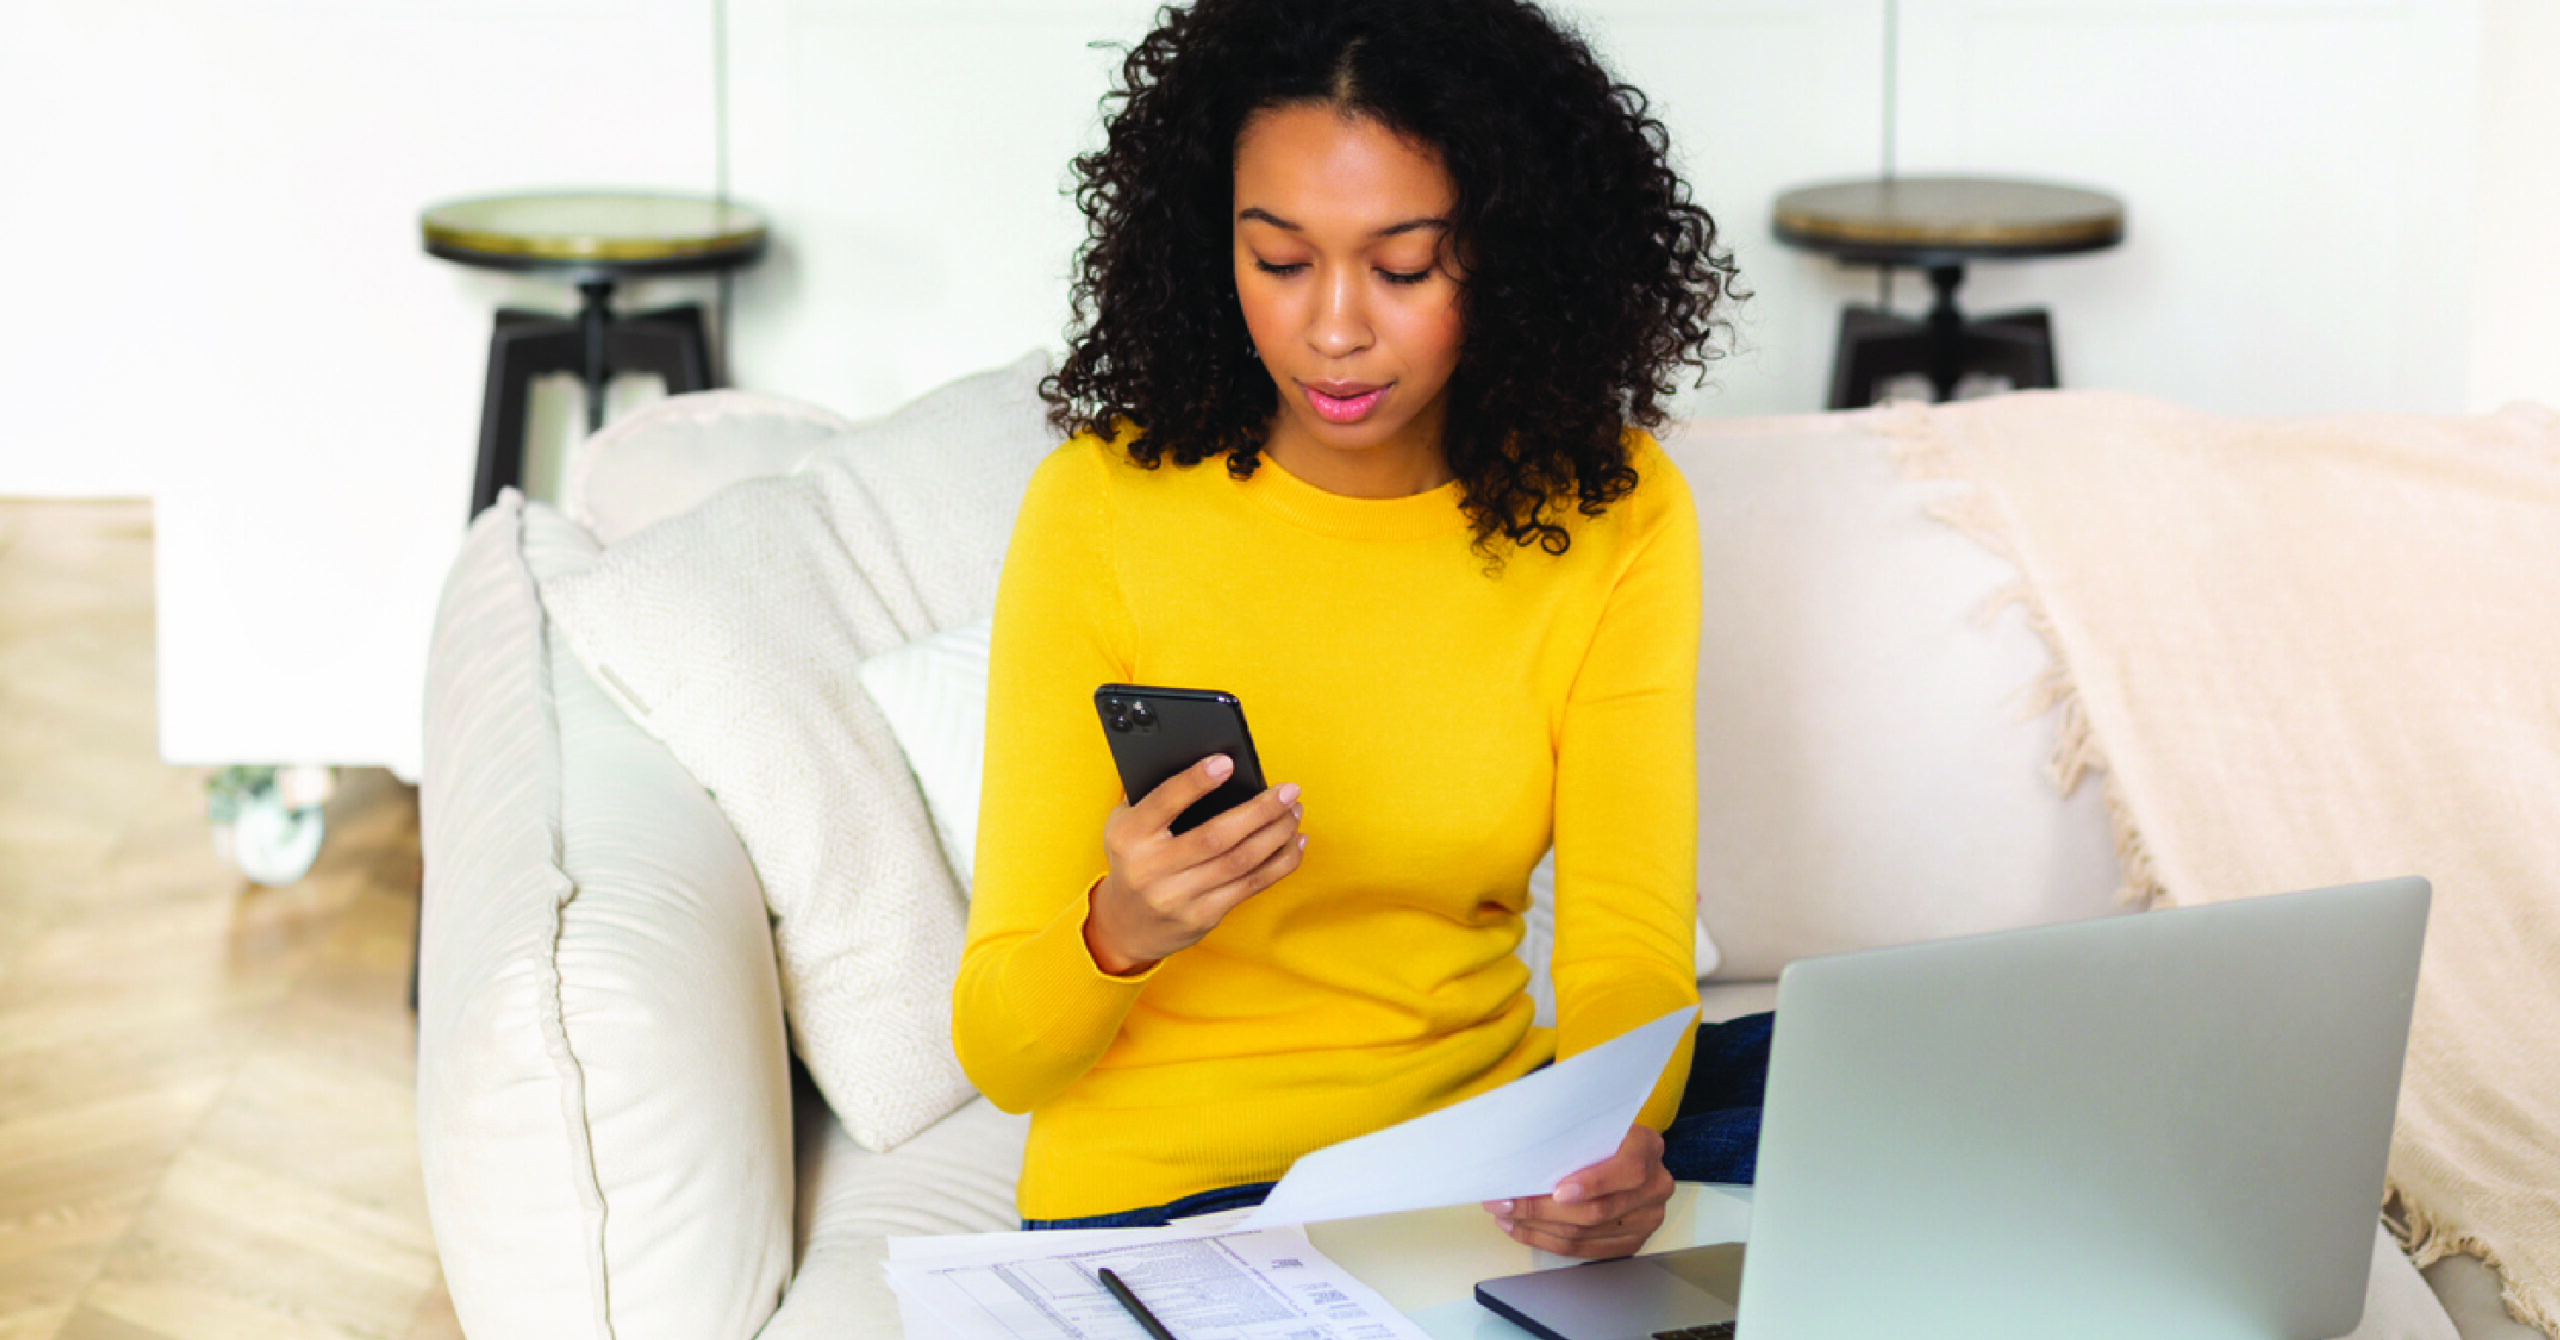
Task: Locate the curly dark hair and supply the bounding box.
[1044,0,1742,557]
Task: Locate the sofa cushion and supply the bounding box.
[1695,979,1779,1025]
[568,389,860,545]
[1655,411,2124,981]
[757,1089,1026,1340]
[540,351,1059,1152]
[417,493,792,1340]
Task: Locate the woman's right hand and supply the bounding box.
[1085,754,1305,975]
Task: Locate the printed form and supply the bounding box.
[885,1222,1433,1340]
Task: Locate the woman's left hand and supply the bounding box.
[1482,1122,1673,1259]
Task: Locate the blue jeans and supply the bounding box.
[1021,1178,1284,1231]
[1022,1012,1776,1231]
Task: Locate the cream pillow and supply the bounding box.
[569,389,860,545]
[541,352,1059,1151]
[857,616,993,892]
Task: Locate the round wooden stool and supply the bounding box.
[1772,175,2125,409]
[423,191,769,519]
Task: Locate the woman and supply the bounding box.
[953,0,1762,1260]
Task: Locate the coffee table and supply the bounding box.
[1304,1183,1754,1337]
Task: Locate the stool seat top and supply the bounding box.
[422,191,768,274]
[1772,175,2124,264]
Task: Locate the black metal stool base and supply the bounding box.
[1826,264,2060,410]
[467,279,718,519]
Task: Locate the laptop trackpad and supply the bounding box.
[1474,1244,1745,1340]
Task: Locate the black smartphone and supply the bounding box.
[1094,684,1270,835]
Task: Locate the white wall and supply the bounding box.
[721,1,1149,418]
[0,0,718,773]
[715,0,1891,422]
[1886,0,2477,417]
[721,0,2502,423]
[2470,0,2560,413]
[1484,0,1892,419]
[0,0,2543,776]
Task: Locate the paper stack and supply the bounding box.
[882,1218,1433,1340]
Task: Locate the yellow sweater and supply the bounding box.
[954,427,1702,1220]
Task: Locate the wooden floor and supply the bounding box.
[0,501,460,1340]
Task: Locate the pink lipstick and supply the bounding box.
[1303,381,1388,424]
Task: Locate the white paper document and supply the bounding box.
[884,1222,1431,1340]
[1242,1005,1697,1228]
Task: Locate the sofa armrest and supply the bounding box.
[566,390,861,545]
[418,495,794,1340]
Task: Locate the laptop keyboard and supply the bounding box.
[1652,1325,1736,1340]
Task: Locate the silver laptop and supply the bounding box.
[1476,876,2430,1340]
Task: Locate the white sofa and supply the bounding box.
[414,360,2528,1339]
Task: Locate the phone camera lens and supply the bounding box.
[1129,700,1156,729]
[1103,698,1128,731]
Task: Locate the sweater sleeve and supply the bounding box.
[952,441,1157,1114]
[1551,436,1704,1131]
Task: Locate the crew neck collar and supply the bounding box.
[1236,450,1469,541]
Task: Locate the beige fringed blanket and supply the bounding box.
[1888,390,2560,1334]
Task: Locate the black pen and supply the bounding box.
[1097,1267,1180,1340]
